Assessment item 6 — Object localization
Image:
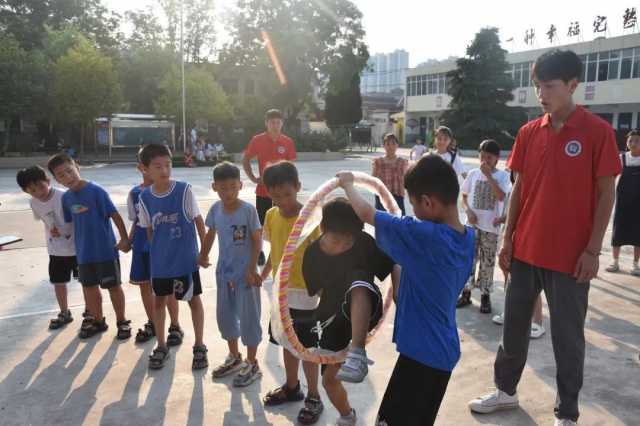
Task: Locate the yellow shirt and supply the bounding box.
[264,206,320,310]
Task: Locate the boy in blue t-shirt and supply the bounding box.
[199,162,263,388]
[47,153,132,340]
[127,148,181,344]
[136,144,208,370]
[336,154,475,426]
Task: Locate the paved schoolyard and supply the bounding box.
[0,152,638,425]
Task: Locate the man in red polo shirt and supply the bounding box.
[469,50,621,425]
[242,109,296,265]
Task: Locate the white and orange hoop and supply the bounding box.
[269,172,401,364]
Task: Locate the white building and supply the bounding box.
[362,50,410,94]
[404,33,640,145]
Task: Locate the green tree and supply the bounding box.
[0,0,122,52]
[0,35,47,153]
[220,0,368,126]
[124,7,165,50]
[159,0,216,62]
[324,46,366,128]
[155,66,233,135]
[52,40,123,155]
[119,46,175,113]
[441,27,527,148]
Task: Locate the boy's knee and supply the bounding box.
[322,372,338,390]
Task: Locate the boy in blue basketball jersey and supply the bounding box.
[137,144,208,370]
[127,147,182,345]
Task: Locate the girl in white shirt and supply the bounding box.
[432,126,466,179]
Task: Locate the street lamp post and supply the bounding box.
[180,0,187,153]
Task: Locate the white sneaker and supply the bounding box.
[336,408,357,426]
[468,389,519,413]
[492,313,504,325]
[530,323,546,339]
[336,347,373,383]
[605,263,619,273]
[554,418,577,426]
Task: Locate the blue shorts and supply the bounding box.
[216,278,262,347]
[130,251,151,284]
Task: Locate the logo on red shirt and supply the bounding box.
[565,140,582,157]
[277,145,286,155]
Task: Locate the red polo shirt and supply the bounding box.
[507,105,621,275]
[244,132,296,197]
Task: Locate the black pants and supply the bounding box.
[256,195,272,225]
[377,354,451,426]
[375,195,406,216]
[494,259,589,421]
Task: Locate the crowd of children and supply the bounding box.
[16,60,633,423]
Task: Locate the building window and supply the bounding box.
[596,113,613,125]
[438,74,446,94]
[220,79,239,94]
[586,54,597,82]
[618,112,633,131]
[633,47,640,79]
[608,51,620,80]
[620,48,633,79]
[597,51,609,81]
[421,75,427,96]
[522,63,531,87]
[578,55,586,82]
[514,65,522,88]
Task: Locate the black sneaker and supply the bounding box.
[79,317,108,339]
[456,290,472,308]
[480,294,492,314]
[258,251,266,266]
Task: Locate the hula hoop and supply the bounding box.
[270,172,401,364]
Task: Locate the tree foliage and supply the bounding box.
[52,40,122,152]
[440,27,527,148]
[155,66,232,127]
[220,0,368,123]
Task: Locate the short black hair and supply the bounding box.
[404,154,459,205]
[138,143,172,166]
[213,161,240,182]
[47,153,74,175]
[321,198,364,236]
[532,49,582,83]
[16,165,48,190]
[265,109,283,121]
[627,129,640,139]
[479,139,500,156]
[263,161,299,189]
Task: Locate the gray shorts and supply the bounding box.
[78,259,121,289]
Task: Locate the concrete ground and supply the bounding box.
[0,151,638,425]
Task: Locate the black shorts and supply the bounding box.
[314,280,383,353]
[152,271,202,301]
[256,195,272,225]
[49,255,78,284]
[78,259,121,289]
[376,354,451,426]
[268,308,317,348]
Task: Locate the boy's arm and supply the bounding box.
[336,172,375,225]
[194,215,207,248]
[260,254,272,281]
[462,193,477,225]
[499,172,523,272]
[110,211,131,253]
[146,227,153,242]
[246,228,263,286]
[198,228,215,268]
[242,151,260,185]
[574,175,615,282]
[391,265,401,303]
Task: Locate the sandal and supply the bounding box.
[456,290,472,308]
[49,310,73,330]
[149,346,170,370]
[135,321,155,343]
[79,316,108,339]
[263,382,304,406]
[116,320,132,340]
[167,324,184,346]
[298,397,324,425]
[192,345,209,370]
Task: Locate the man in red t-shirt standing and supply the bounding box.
[242,109,297,265]
[469,50,621,424]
